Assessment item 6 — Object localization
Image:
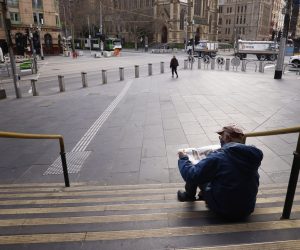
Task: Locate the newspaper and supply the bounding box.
[178,145,221,165]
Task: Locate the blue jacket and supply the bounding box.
[178,142,263,219]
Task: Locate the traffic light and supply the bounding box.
[277,30,282,42]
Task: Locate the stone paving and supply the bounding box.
[0,53,300,187]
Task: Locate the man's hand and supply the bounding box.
[178,151,187,159]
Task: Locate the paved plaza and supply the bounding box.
[0,52,300,249]
[0,52,300,185]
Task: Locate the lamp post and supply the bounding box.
[0,0,22,98]
[38,18,44,60]
[274,0,292,79]
[29,24,38,74]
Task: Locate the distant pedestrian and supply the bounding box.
[170,56,179,78]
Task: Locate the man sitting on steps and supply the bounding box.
[177,124,263,220]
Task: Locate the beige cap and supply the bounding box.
[217,124,244,136]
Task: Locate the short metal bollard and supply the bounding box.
[148,63,152,76]
[135,65,139,78]
[225,58,230,71]
[58,75,65,92]
[211,58,215,70]
[259,61,264,73]
[160,62,164,73]
[31,79,39,96]
[102,70,107,84]
[81,72,88,88]
[184,59,188,69]
[241,60,246,72]
[198,58,201,69]
[119,67,124,81]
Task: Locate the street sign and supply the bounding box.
[216,57,225,65]
[203,55,210,64]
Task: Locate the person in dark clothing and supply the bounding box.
[170,56,179,78]
[177,124,263,220]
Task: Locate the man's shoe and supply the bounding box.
[176,75,178,78]
[177,190,196,202]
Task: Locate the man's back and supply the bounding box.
[178,142,263,220]
[204,143,263,219]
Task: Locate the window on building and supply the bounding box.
[0,13,3,28]
[180,10,185,30]
[33,12,44,25]
[236,16,239,24]
[10,12,20,23]
[241,6,243,12]
[7,0,19,7]
[219,6,223,13]
[32,0,43,9]
[195,1,201,15]
[56,15,60,27]
[238,6,240,12]
[219,18,222,25]
[230,7,232,13]
[245,5,247,12]
[240,17,242,24]
[44,33,52,48]
[244,17,246,24]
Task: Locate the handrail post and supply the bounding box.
[148,63,152,76]
[281,133,300,219]
[160,62,164,73]
[58,75,65,92]
[59,137,70,187]
[31,79,39,96]
[81,72,88,88]
[119,67,124,81]
[102,70,107,84]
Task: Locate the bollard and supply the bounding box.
[259,61,264,73]
[184,59,188,69]
[198,58,201,69]
[211,58,215,70]
[241,60,246,72]
[119,67,124,81]
[148,63,152,76]
[225,58,230,71]
[160,62,164,73]
[31,79,39,96]
[81,72,88,88]
[58,75,65,92]
[190,58,194,70]
[102,70,107,84]
[135,65,139,78]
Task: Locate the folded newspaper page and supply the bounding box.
[178,145,221,165]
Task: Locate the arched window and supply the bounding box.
[44,33,52,48]
[180,10,185,30]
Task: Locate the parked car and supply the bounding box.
[289,55,300,67]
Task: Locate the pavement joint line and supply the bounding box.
[44,80,133,175]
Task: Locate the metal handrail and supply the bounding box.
[0,131,70,187]
[244,126,300,219]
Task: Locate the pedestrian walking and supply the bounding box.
[170,56,179,78]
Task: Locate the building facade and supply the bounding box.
[218,0,273,43]
[0,0,61,56]
[73,0,219,46]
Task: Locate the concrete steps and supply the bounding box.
[0,182,299,249]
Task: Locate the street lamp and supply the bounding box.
[38,18,44,60]
[0,0,22,98]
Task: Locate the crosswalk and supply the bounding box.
[0,182,299,249]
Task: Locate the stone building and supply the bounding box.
[87,0,219,46]
[0,0,61,56]
[218,0,274,43]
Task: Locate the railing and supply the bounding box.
[244,126,300,219]
[0,131,70,187]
